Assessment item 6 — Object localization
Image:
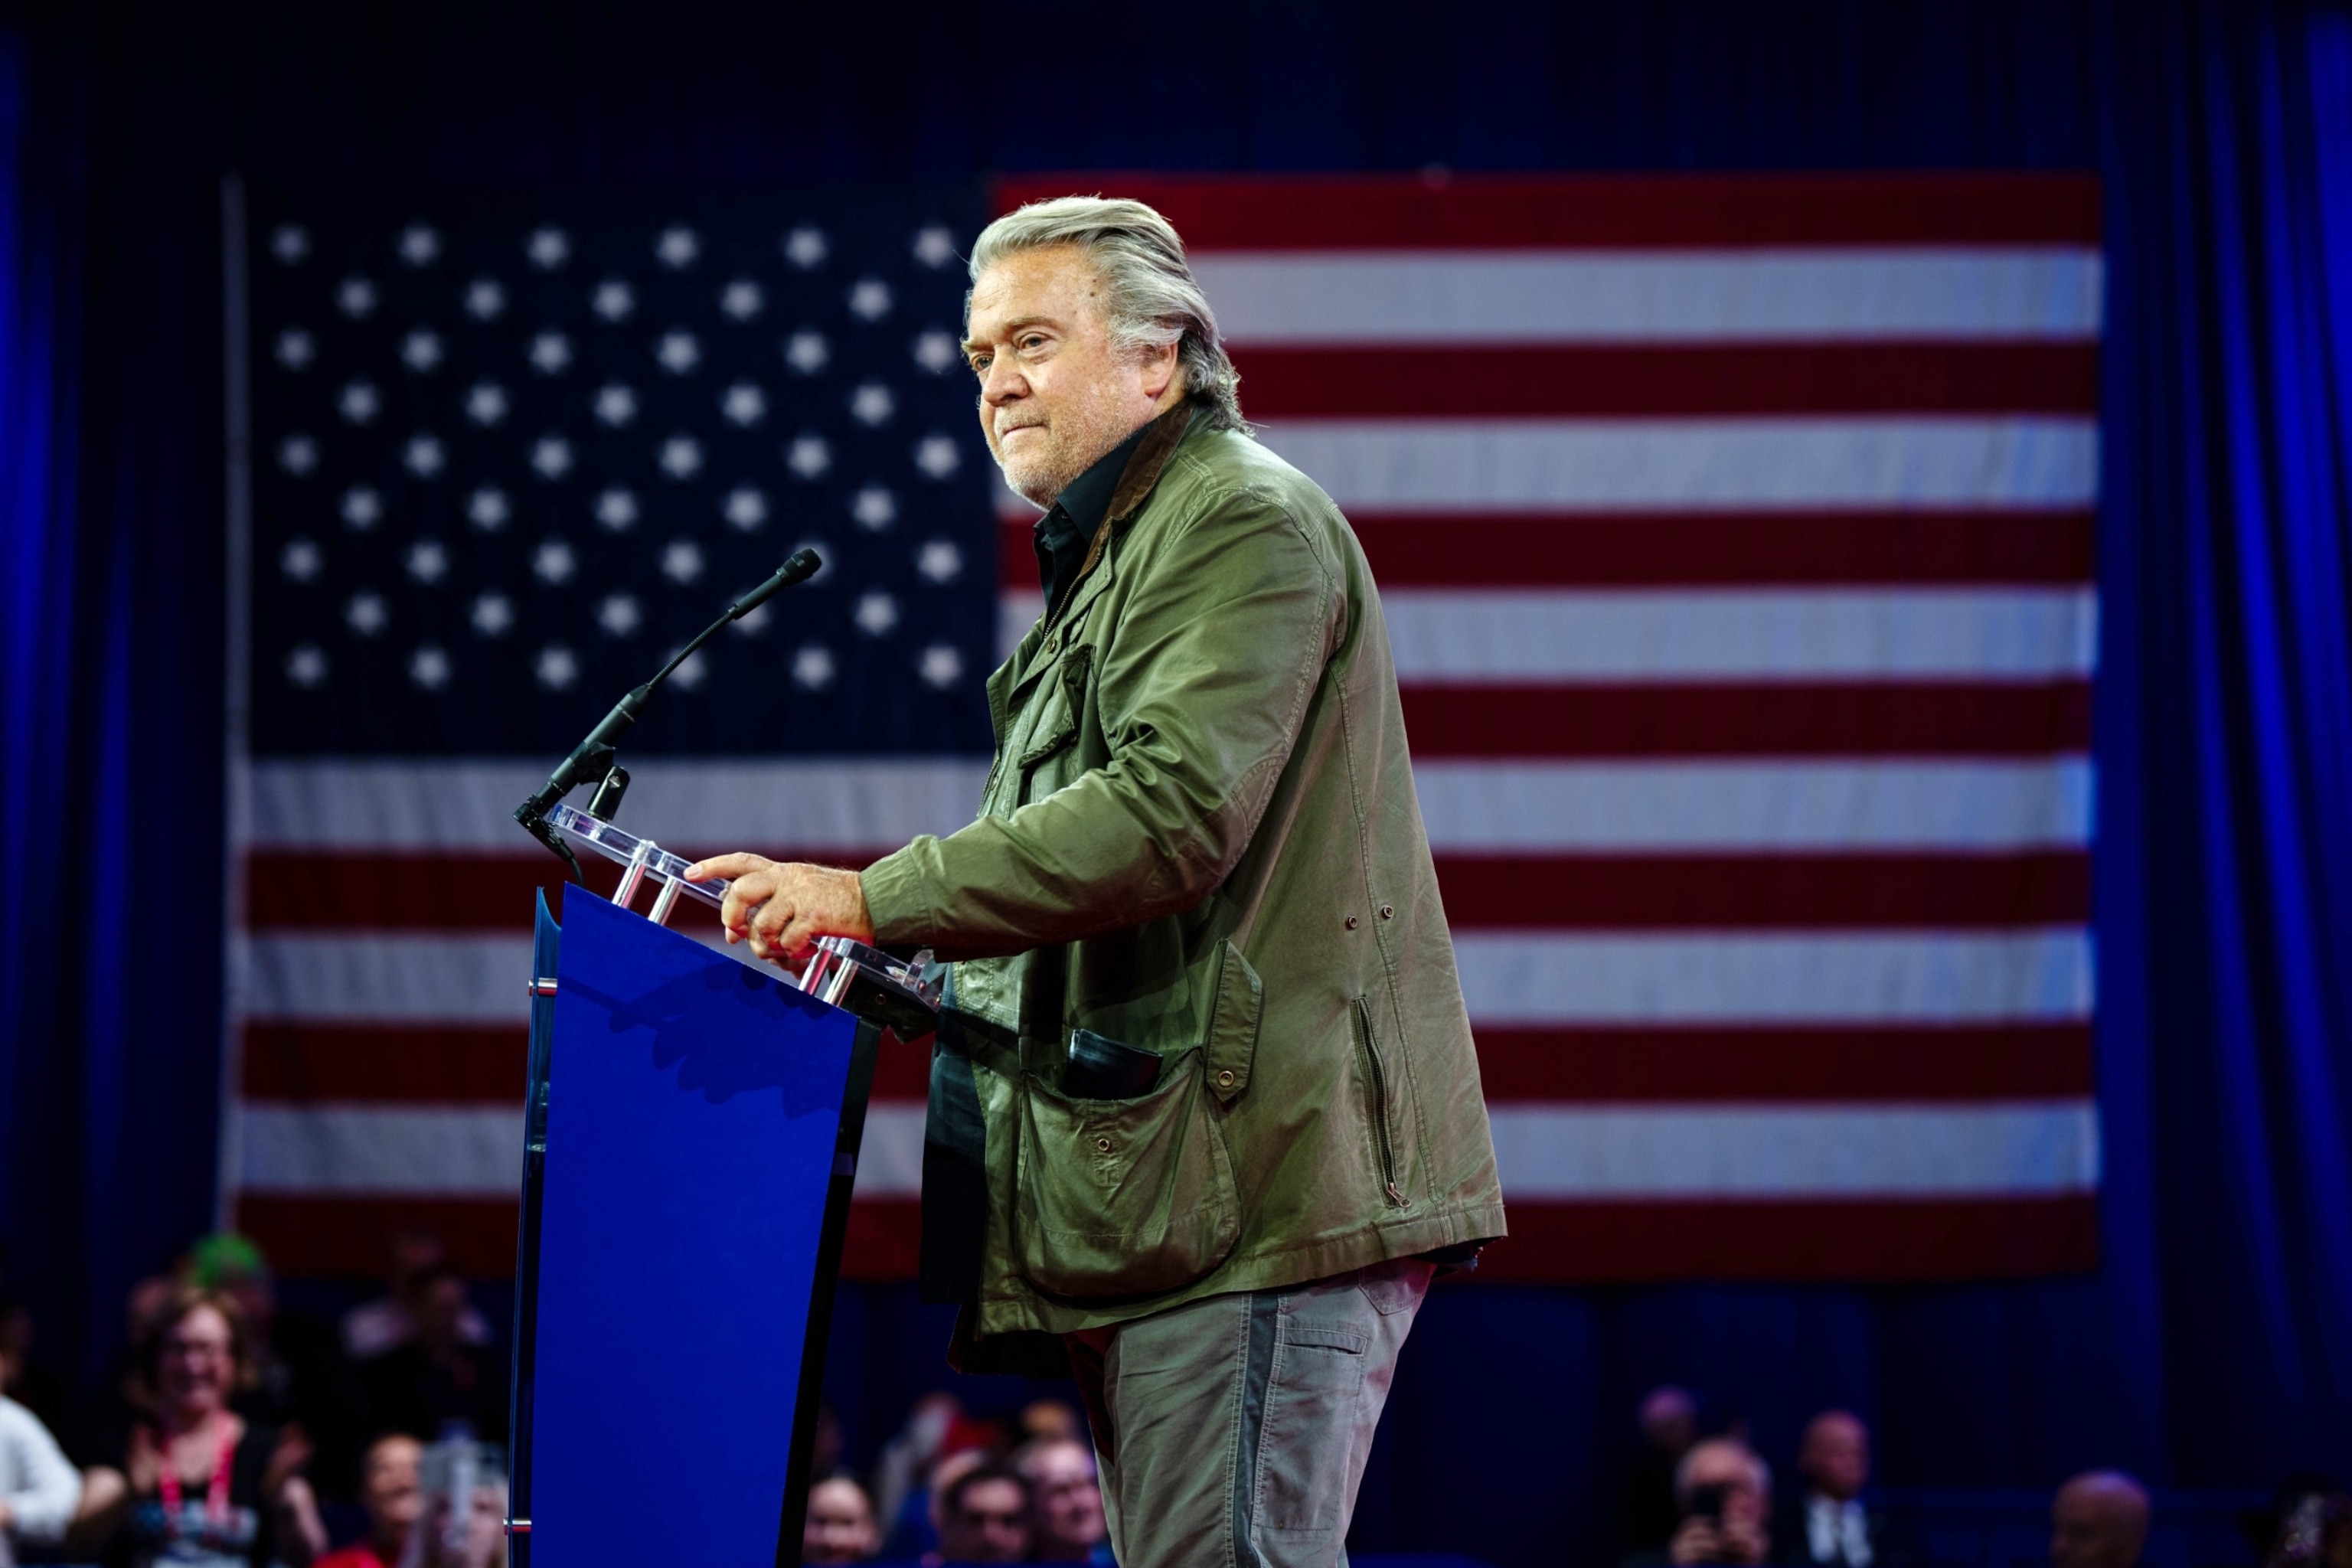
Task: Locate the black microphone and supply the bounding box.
[514,550,822,841]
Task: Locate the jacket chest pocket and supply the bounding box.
[1008,644,1093,800]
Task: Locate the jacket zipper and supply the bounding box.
[1354,997,1407,1207]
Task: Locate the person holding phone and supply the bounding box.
[1622,1436,1773,1567]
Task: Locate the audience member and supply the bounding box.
[931,1463,1031,1565]
[342,1235,492,1364]
[73,1284,328,1567]
[802,1475,882,1565]
[189,1236,368,1500]
[1017,1400,1083,1447]
[1,1335,83,1566]
[2050,1471,2151,1568]
[1014,1437,1109,1563]
[1624,1436,1773,1567]
[314,1435,423,1568]
[1782,1410,1906,1568]
[874,1393,962,1540]
[405,1440,506,1568]
[0,1295,67,1445]
[1627,1386,1704,1551]
[2255,1479,2351,1568]
[355,1266,506,1446]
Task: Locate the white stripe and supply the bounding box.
[1193,250,2105,344]
[249,934,537,1023]
[233,1100,927,1199]
[1253,417,2098,511]
[1455,929,2092,1023]
[1383,588,2096,681]
[1415,760,2092,851]
[250,757,988,851]
[1488,1101,2099,1197]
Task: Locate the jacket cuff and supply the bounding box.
[859,844,937,946]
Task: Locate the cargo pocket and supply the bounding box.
[1014,1046,1240,1300]
[1013,645,1093,792]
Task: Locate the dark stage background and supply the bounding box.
[4,4,2349,1565]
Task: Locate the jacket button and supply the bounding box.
[1379,904,1395,920]
[1217,1069,1236,1089]
[1093,1137,1113,1154]
[1345,914,1360,929]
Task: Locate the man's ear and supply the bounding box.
[1138,336,1183,402]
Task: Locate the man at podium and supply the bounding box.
[685,194,1505,1568]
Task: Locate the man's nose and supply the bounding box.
[980,356,1024,405]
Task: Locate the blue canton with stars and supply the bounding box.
[248,185,995,756]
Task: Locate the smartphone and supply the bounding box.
[1687,1483,1729,1526]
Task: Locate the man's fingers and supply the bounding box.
[682,851,769,882]
[719,870,776,940]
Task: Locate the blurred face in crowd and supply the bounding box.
[1673,1439,1772,1566]
[1020,1440,1107,1560]
[360,1435,425,1556]
[420,1481,507,1568]
[1800,1411,1870,1501]
[965,243,1181,508]
[156,1303,237,1419]
[1642,1386,1700,1455]
[2052,1473,2151,1568]
[802,1477,880,1565]
[940,1475,1031,1563]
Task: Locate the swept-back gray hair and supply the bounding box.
[968,195,1249,432]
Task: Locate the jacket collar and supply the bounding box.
[1050,401,1197,633]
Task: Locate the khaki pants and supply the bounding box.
[1066,1258,1433,1568]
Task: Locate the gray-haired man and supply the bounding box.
[688,197,1504,1566]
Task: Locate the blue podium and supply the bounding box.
[506,811,938,1567]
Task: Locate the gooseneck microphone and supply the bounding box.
[514,548,822,874]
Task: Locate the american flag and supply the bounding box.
[229,174,2102,1283]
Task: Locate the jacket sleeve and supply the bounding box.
[861,488,1334,959]
[0,1399,83,1547]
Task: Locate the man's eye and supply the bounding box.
[969,354,991,374]
[1020,335,1046,350]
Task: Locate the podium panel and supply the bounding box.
[525,888,866,1566]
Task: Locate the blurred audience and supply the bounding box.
[1783,1410,1906,1568]
[874,1393,962,1553]
[405,1439,508,1568]
[1622,1435,1773,1568]
[2255,1478,2352,1568]
[931,1462,1031,1565]
[1013,1437,1108,1563]
[1,1331,83,1565]
[1015,1400,1083,1448]
[355,1266,506,1446]
[803,1475,882,1565]
[315,1434,423,1568]
[2050,1471,2151,1568]
[73,1284,328,1566]
[342,1234,492,1363]
[0,1294,67,1444]
[1628,1385,1704,1552]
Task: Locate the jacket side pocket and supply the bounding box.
[1205,939,1262,1105]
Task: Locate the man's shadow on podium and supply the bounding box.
[567,956,851,1123]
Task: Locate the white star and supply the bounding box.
[658,433,704,479]
[667,648,709,690]
[591,279,635,322]
[782,225,828,269]
[270,225,310,264]
[783,329,829,375]
[337,380,381,424]
[464,381,510,426]
[848,382,896,426]
[847,277,893,322]
[278,433,319,475]
[660,538,705,583]
[593,382,639,426]
[534,643,579,689]
[533,539,577,583]
[404,539,449,583]
[336,276,377,318]
[528,332,573,374]
[400,330,444,372]
[274,328,315,370]
[913,433,960,479]
[911,328,959,374]
[470,592,514,635]
[596,593,642,637]
[345,590,389,636]
[785,433,831,479]
[914,538,963,583]
[718,279,764,321]
[719,381,767,426]
[654,330,701,374]
[854,589,899,636]
[721,486,768,531]
[466,487,509,531]
[280,537,324,582]
[917,642,965,688]
[403,433,445,477]
[594,487,639,531]
[792,643,838,688]
[525,227,570,270]
[733,602,772,635]
[397,224,441,266]
[408,644,452,689]
[531,434,574,479]
[341,486,383,529]
[851,485,897,531]
[285,643,328,688]
[654,226,701,269]
[910,225,959,269]
[464,278,507,320]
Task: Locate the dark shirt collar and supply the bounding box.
[1033,419,1154,621]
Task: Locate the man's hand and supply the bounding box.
[681,854,874,965]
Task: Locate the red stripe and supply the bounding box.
[1439,851,2088,929]
[841,1198,923,1282]
[993,174,2102,248]
[1235,344,2099,418]
[1400,680,2091,757]
[237,1195,521,1279]
[1466,1195,2097,1281]
[1472,1023,2093,1101]
[1001,511,2098,591]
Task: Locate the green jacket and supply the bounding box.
[860,406,1506,1347]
